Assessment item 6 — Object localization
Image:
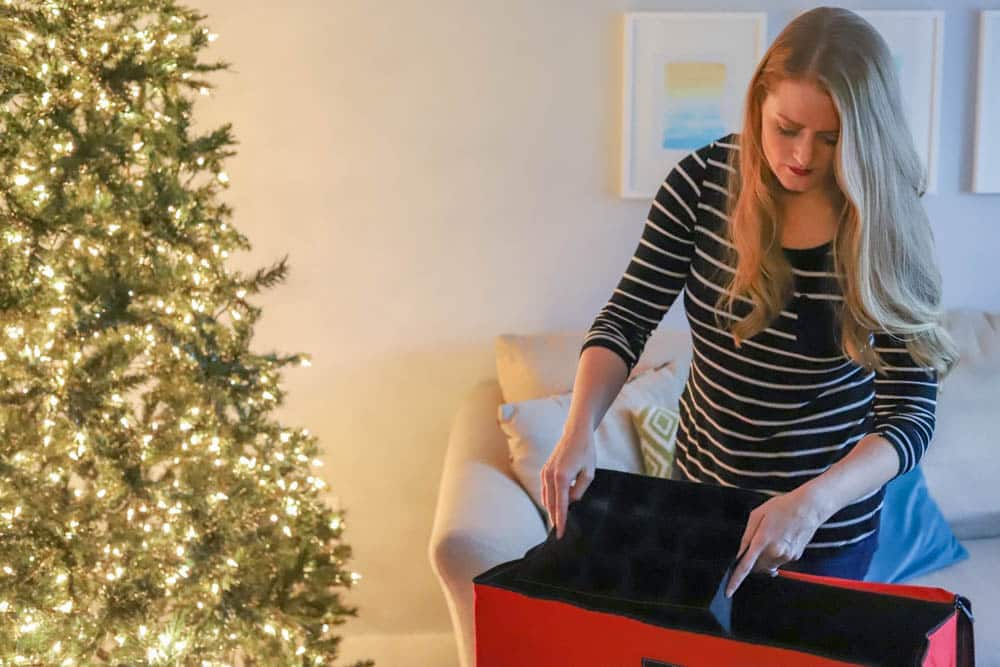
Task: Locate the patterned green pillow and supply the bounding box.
[630,405,680,478]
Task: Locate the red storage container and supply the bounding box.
[473,468,974,666]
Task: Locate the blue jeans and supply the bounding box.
[668,463,878,581]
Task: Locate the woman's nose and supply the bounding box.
[793,138,813,167]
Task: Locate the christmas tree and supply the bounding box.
[0,1,372,664]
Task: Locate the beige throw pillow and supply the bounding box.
[497,362,686,523]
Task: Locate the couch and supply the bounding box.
[428,308,1000,667]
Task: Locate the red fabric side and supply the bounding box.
[474,583,862,667]
[921,613,958,667]
[776,570,956,603]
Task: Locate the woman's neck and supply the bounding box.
[778,186,844,248]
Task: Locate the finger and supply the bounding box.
[542,469,554,533]
[737,511,763,560]
[540,469,547,523]
[570,468,590,501]
[555,477,572,539]
[726,546,759,599]
[756,537,796,573]
[554,490,562,539]
[727,529,765,598]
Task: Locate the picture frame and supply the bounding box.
[854,10,945,195]
[973,10,1000,193]
[620,12,767,199]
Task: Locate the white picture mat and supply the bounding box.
[973,11,1000,193]
[855,11,944,195]
[620,12,766,199]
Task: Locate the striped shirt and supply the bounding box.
[582,132,938,551]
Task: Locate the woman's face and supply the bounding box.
[760,79,841,195]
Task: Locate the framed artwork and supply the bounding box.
[854,11,944,195]
[620,12,767,199]
[973,11,1000,193]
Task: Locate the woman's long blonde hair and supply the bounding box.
[716,6,958,378]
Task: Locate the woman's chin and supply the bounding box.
[777,177,807,193]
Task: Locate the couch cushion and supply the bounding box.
[495,326,692,404]
[497,362,686,522]
[921,309,1000,539]
[941,308,1000,370]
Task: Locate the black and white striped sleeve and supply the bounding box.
[870,331,939,481]
[579,147,708,376]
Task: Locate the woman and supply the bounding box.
[540,6,958,598]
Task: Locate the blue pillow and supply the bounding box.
[864,464,969,584]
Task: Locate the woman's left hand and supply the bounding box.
[724,486,830,598]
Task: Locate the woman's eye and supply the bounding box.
[777,123,838,146]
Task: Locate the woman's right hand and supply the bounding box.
[540,430,597,540]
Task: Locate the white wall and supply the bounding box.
[192,0,999,661]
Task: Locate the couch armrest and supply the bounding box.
[428,379,547,667]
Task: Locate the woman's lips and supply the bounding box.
[788,165,812,176]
